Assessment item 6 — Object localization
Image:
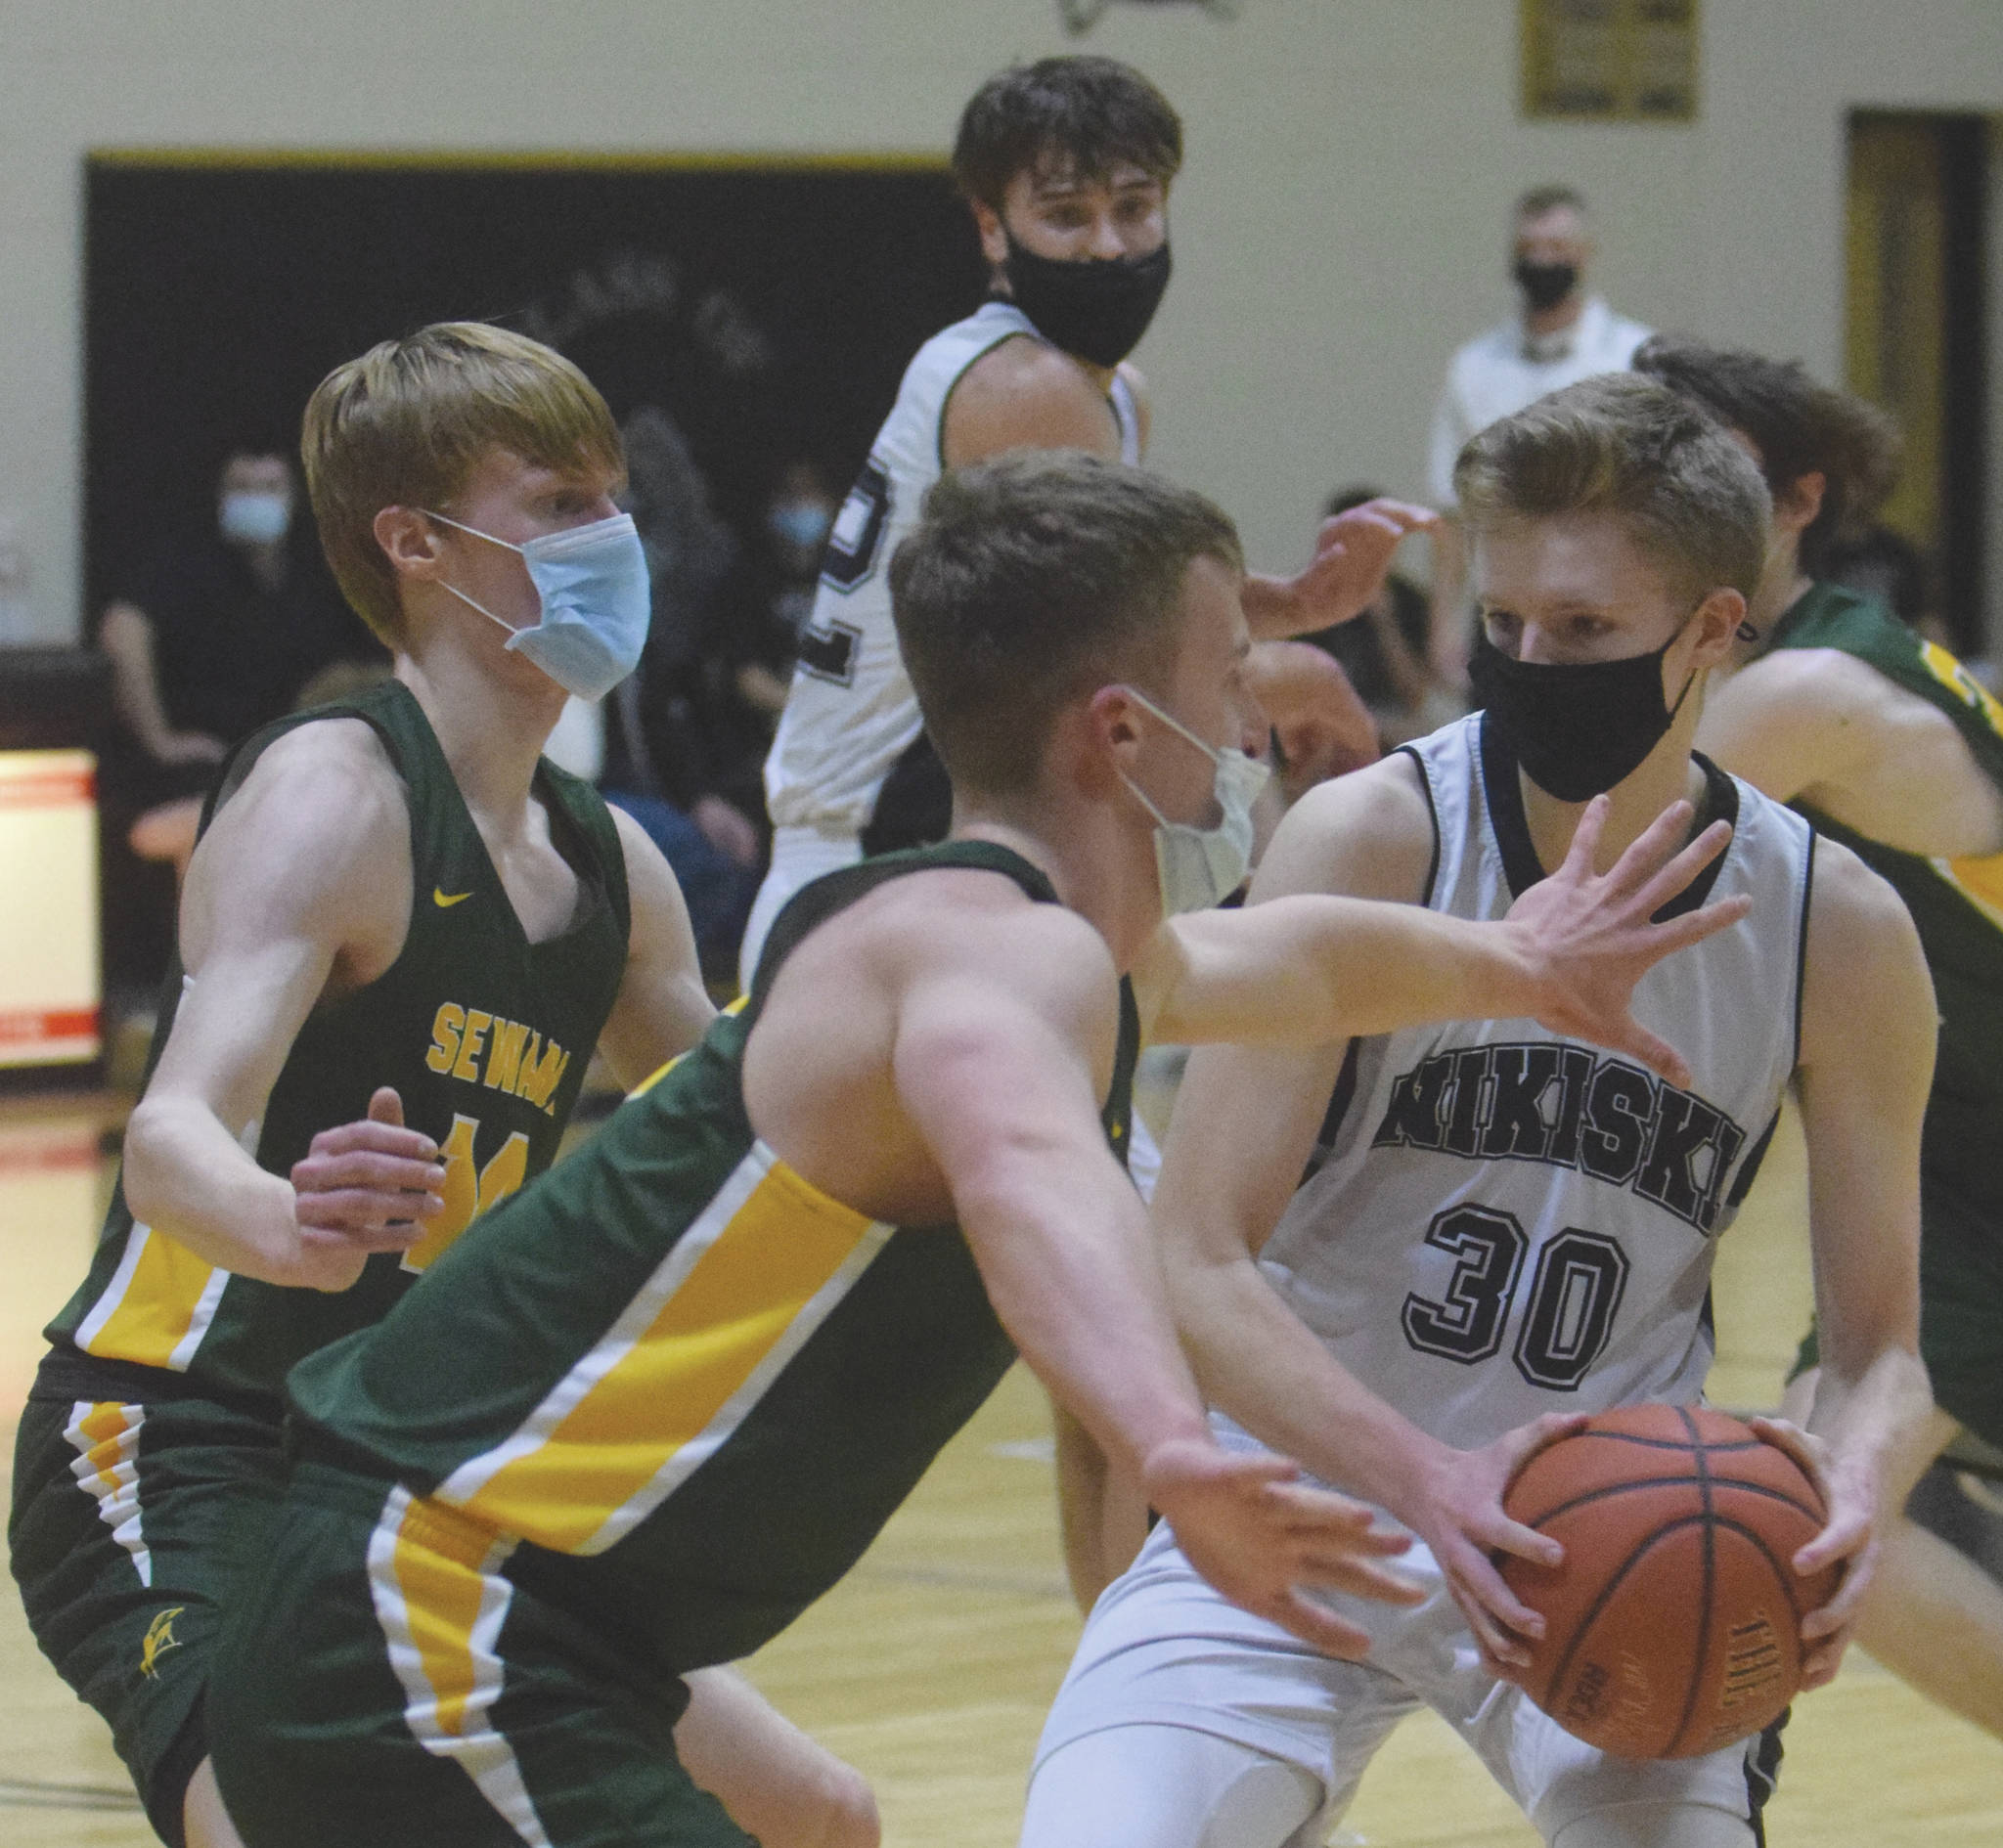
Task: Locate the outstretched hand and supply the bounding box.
[1248,500,1438,639]
[1501,796,1751,1087]
[290,1087,446,1291]
[1143,1437,1422,1659]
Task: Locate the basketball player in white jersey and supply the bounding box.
[745,54,1431,988]
[1022,376,1937,1848]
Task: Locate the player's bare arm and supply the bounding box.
[1132,773,1748,1083]
[593,805,715,1089]
[120,720,445,1293]
[886,897,1423,1658]
[1703,645,2003,858]
[1776,836,1938,1689]
[942,337,1131,467]
[1146,764,1587,1664]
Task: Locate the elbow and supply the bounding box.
[117,1099,177,1228]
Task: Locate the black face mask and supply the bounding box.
[1002,236,1172,369]
[1469,624,1698,802]
[1513,258,1578,313]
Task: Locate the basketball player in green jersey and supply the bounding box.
[200,451,1751,1848]
[10,325,872,1848]
[1637,336,2003,1741]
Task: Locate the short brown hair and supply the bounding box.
[301,322,623,645]
[890,451,1241,795]
[1454,373,1770,604]
[1632,335,1900,576]
[953,57,1182,210]
[1516,183,1587,222]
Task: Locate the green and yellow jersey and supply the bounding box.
[1766,582,2003,1209]
[288,839,1138,1678]
[41,679,630,1409]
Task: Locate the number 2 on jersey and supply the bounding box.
[1402,1203,1630,1390]
[400,1112,529,1275]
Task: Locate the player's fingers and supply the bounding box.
[294,1188,445,1233]
[1443,1536,1546,1640]
[1617,815,1731,912]
[367,1085,406,1128]
[1270,1588,1375,1660]
[306,1121,440,1161]
[1556,793,1612,882]
[1601,1017,1694,1091]
[1477,1512,1563,1571]
[1265,1481,1409,1546]
[1796,1513,1869,1592]
[1296,1548,1428,1607]
[297,1213,428,1253]
[1447,1574,1538,1667]
[1746,1416,1834,1505]
[1636,893,1754,959]
[294,1151,448,1196]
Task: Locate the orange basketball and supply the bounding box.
[1498,1403,1839,1759]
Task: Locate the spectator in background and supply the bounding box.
[1299,485,1450,746]
[96,441,380,989]
[720,461,838,732]
[1426,186,1652,682]
[99,444,376,796]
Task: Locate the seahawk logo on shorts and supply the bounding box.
[1371,1039,1750,1233]
[140,1606,187,1679]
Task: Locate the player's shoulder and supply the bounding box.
[1803,830,1924,963]
[944,335,1123,462]
[205,716,409,871]
[1256,751,1437,903]
[856,861,1117,1017]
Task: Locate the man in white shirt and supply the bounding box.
[1426,186,1651,682]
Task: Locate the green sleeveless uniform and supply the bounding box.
[9,680,630,1846]
[1767,584,2003,1443]
[205,841,1139,1848]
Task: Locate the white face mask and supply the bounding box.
[1115,685,1270,916]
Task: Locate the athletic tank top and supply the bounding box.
[1765,582,2003,1208]
[764,301,1142,835]
[42,681,630,1409]
[1219,715,1814,1458]
[289,839,1139,1674]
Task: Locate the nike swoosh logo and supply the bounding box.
[433,888,473,908]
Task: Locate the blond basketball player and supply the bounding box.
[1025,379,1936,1848]
[9,324,871,1848]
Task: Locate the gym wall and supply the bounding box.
[3,0,2001,644]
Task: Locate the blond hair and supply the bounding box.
[1453,374,1770,604]
[301,322,623,645]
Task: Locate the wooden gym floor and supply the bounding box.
[1,1090,1996,1845]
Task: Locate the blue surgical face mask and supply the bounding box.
[425,509,651,702]
[1115,685,1270,916]
[767,500,832,555]
[220,490,290,547]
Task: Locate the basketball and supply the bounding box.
[1499,1404,1840,1760]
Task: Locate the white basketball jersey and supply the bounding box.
[763,300,1141,834]
[1232,715,1815,1456]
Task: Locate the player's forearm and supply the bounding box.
[1167,1245,1452,1519]
[1273,896,1539,1043]
[962,1159,1213,1478]
[122,1095,309,1286]
[1806,1342,1936,1518]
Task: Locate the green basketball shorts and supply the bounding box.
[208,1459,752,1848]
[9,1366,289,1848]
